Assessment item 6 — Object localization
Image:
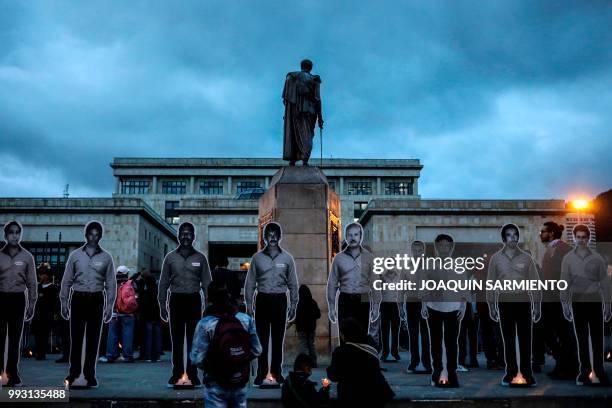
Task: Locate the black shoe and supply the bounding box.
[447,372,460,388]
[55,356,69,363]
[166,375,181,388]
[86,378,99,388]
[381,353,389,362]
[576,372,591,386]
[407,363,417,371]
[430,371,441,386]
[6,375,22,387]
[253,376,264,386]
[391,352,401,361]
[189,376,202,388]
[524,375,537,387]
[501,374,514,386]
[275,374,285,384]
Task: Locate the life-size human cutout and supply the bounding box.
[560,224,612,386]
[327,222,381,340]
[400,240,431,374]
[244,221,299,386]
[0,220,37,387]
[420,234,467,388]
[487,223,541,387]
[158,221,211,388]
[60,221,116,388]
[282,59,324,166]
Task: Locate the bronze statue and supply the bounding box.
[282,59,324,166]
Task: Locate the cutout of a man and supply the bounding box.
[420,234,467,388]
[487,223,541,387]
[60,221,115,388]
[560,224,611,386]
[400,240,431,374]
[244,221,299,386]
[327,222,381,340]
[158,221,211,387]
[0,221,37,387]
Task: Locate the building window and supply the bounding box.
[161,180,187,195]
[121,180,150,194]
[165,201,180,224]
[236,180,262,193]
[354,201,368,220]
[347,180,372,195]
[328,180,336,191]
[384,179,413,195]
[200,180,223,195]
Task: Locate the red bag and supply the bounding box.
[116,279,138,314]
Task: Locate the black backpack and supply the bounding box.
[206,313,255,388]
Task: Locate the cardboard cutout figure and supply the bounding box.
[60,221,116,388]
[244,221,299,387]
[420,233,467,388]
[487,223,541,387]
[327,222,381,340]
[400,240,431,374]
[560,224,612,386]
[0,220,37,387]
[158,221,211,388]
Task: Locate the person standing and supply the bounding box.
[0,220,37,386]
[244,221,299,385]
[158,221,212,387]
[60,221,116,388]
[138,268,163,362]
[32,263,56,361]
[294,284,321,367]
[103,265,137,363]
[561,224,611,386]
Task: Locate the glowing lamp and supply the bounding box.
[571,199,589,210]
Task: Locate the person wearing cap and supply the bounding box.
[0,220,37,387]
[102,265,137,363]
[60,221,116,388]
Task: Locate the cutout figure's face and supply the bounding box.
[574,231,589,247]
[86,227,101,245]
[504,228,519,248]
[346,226,362,249]
[265,228,280,248]
[540,226,554,243]
[436,240,452,258]
[411,242,425,258]
[178,226,195,247]
[5,224,21,246]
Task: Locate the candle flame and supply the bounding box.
[511,373,527,384]
[322,377,331,388]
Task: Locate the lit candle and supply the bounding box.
[321,378,331,388]
[65,380,70,390]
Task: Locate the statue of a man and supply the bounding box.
[282,59,324,166]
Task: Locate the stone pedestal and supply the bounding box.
[258,166,341,363]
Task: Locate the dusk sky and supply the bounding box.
[1,1,611,200]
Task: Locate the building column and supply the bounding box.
[413,177,418,196]
[189,176,195,194]
[227,176,233,196]
[115,178,121,194]
[339,177,345,195]
[376,177,382,195]
[152,176,157,194]
[265,177,270,189]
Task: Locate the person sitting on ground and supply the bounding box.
[326,318,395,408]
[282,353,330,408]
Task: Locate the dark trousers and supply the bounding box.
[533,302,578,371]
[459,307,478,365]
[478,302,503,364]
[69,291,104,380]
[380,302,400,357]
[572,302,605,376]
[255,292,287,379]
[498,302,532,377]
[406,301,430,368]
[33,318,51,359]
[427,307,460,374]
[338,292,371,338]
[0,292,26,379]
[169,292,202,379]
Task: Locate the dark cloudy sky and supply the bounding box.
[1,1,611,200]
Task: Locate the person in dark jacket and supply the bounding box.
[295,285,321,367]
[282,353,329,408]
[32,263,57,360]
[327,318,395,408]
[137,269,162,362]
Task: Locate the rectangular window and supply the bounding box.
[328,180,336,191]
[121,180,150,194]
[161,180,187,195]
[236,180,262,193]
[354,201,369,220]
[347,180,372,195]
[384,179,413,195]
[200,180,223,195]
[165,201,180,224]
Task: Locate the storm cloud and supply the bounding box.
[1,0,610,199]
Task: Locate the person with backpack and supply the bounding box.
[327,318,395,408]
[102,265,138,363]
[282,353,330,408]
[190,280,261,407]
